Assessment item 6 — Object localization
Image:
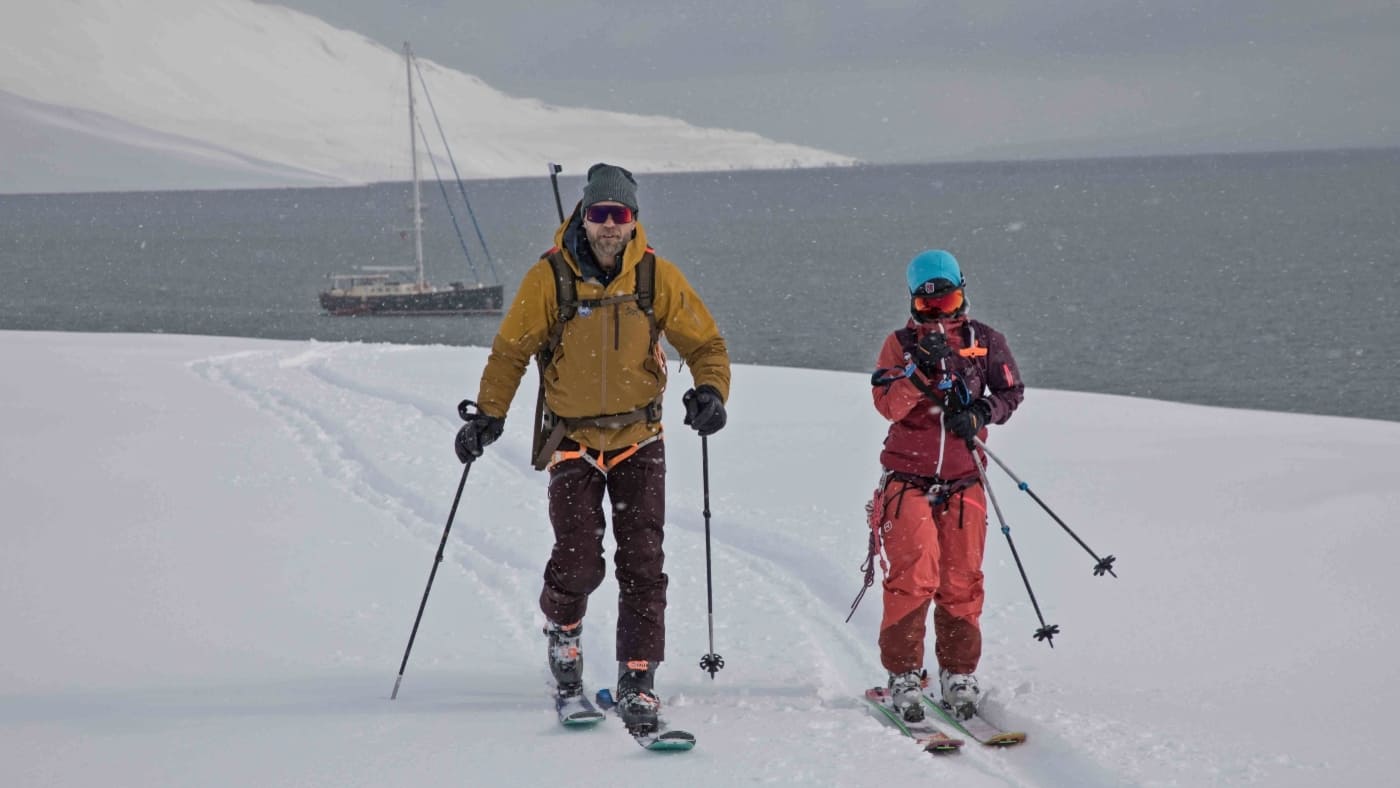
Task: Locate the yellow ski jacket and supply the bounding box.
[475,216,730,452]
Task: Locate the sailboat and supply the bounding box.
[320,43,503,316]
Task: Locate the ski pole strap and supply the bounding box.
[870,362,918,387]
[905,368,950,408]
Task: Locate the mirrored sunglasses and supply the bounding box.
[584,204,635,224]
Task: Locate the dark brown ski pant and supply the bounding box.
[540,439,668,663]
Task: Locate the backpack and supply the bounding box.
[529,249,659,469]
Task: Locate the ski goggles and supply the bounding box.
[583,204,636,224]
[912,289,964,315]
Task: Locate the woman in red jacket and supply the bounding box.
[868,249,1024,722]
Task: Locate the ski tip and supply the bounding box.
[556,690,606,726]
[917,732,965,752]
[638,730,696,751]
[644,741,696,752]
[919,695,1028,746]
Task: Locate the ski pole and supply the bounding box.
[390,399,480,699]
[973,437,1117,578]
[548,162,565,223]
[971,443,1059,648]
[697,435,725,678]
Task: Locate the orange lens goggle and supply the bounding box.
[912,289,964,315]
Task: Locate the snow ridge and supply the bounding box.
[0,0,857,192]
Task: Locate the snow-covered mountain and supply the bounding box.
[0,0,856,193]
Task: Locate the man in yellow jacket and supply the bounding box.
[456,163,731,734]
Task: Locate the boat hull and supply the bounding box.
[319,284,503,316]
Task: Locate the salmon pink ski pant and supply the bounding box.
[875,480,988,676]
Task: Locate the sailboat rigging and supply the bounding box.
[320,42,504,316]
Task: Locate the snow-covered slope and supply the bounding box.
[0,0,855,193]
[3,330,1399,786]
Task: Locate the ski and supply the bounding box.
[631,729,698,751]
[863,687,964,754]
[920,693,1026,746]
[595,688,697,751]
[555,689,605,726]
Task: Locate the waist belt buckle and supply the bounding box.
[645,400,662,423]
[925,479,949,506]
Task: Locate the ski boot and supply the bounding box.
[545,620,583,699]
[615,660,661,735]
[938,668,981,720]
[888,669,926,723]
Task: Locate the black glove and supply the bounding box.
[912,331,952,374]
[945,399,991,441]
[454,413,505,462]
[682,385,727,437]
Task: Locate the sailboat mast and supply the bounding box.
[405,42,425,289]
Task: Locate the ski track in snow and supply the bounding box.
[192,344,1141,785]
[191,348,538,659]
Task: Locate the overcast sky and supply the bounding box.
[267,1,1399,164]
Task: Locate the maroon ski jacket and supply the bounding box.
[872,316,1024,483]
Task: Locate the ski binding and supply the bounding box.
[595,688,697,751]
[863,687,964,753]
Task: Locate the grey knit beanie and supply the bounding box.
[581,163,639,212]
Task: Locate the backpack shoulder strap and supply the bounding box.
[531,249,576,469]
[636,251,659,348]
[894,326,918,355]
[635,251,656,314]
[958,321,989,362]
[541,249,577,364]
[544,248,577,321]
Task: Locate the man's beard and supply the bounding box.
[589,235,627,267]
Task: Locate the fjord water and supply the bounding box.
[3,149,1397,421]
